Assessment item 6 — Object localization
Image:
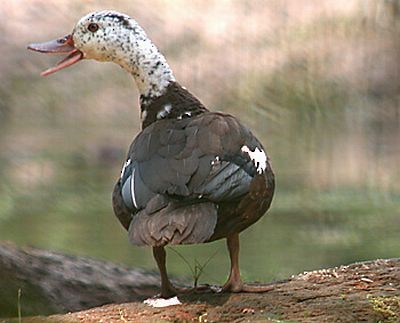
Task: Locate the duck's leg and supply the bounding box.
[221,233,243,292]
[153,246,214,298]
[222,233,273,293]
[153,246,180,298]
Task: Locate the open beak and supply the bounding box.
[28,34,84,76]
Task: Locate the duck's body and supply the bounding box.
[28,10,275,299]
[113,81,274,244]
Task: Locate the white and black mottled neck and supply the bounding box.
[74,11,208,128]
[113,30,175,103]
[100,12,174,101]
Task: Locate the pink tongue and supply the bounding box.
[41,49,83,76]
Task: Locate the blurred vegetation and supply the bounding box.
[0,0,399,316]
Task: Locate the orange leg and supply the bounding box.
[222,233,274,293]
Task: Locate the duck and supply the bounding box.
[28,10,275,300]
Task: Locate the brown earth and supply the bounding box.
[10,258,399,323]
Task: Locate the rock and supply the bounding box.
[41,258,400,322]
[1,242,399,322]
[0,242,160,317]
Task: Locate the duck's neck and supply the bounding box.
[111,22,208,128]
[112,26,175,103]
[140,82,208,128]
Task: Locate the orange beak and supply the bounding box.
[28,34,83,76]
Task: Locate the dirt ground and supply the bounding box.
[9,258,399,323]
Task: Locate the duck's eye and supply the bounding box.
[88,23,99,32]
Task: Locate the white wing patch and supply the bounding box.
[211,156,220,166]
[177,111,192,120]
[120,159,131,179]
[241,145,267,174]
[156,103,172,119]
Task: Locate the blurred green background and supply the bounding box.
[0,0,399,300]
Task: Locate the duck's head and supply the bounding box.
[28,10,155,76]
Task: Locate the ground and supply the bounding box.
[9,258,399,323]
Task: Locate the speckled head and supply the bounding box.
[73,11,143,62]
[28,10,175,98]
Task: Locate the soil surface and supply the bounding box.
[9,258,399,323]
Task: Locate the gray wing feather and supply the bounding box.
[121,113,263,208]
[195,161,252,200]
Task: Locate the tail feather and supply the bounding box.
[128,202,218,247]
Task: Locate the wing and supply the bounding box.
[119,112,271,212]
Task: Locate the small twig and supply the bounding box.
[168,247,196,279]
[17,288,22,323]
[168,247,220,287]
